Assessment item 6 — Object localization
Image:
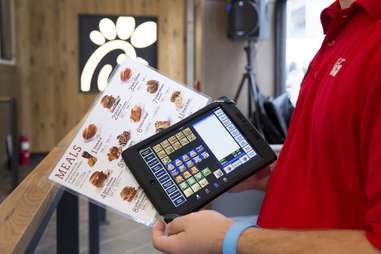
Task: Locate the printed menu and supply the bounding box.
[48,57,210,226]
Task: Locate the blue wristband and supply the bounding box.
[223,222,256,254]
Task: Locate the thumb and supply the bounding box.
[152,220,178,253]
[166,216,188,235]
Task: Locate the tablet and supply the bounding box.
[122,99,276,216]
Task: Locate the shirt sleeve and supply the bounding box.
[361,66,381,250]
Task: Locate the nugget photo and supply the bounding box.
[107,146,121,161]
[117,131,131,146]
[100,95,116,109]
[89,171,110,188]
[120,186,138,202]
[82,124,97,141]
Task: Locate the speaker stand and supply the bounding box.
[234,39,262,131]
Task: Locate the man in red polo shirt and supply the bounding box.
[151,0,381,253]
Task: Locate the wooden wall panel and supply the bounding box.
[15,0,186,152]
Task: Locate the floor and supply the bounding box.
[34,199,162,254]
[0,154,162,254]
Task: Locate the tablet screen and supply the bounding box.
[138,107,258,207]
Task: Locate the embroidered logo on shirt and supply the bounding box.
[329,58,346,77]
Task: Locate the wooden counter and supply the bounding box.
[0,128,76,253]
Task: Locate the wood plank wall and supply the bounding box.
[14,0,186,152]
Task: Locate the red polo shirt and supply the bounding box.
[258,0,381,250]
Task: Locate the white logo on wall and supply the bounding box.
[80,16,158,92]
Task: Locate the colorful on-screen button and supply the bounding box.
[215,109,224,116]
[155,169,166,178]
[151,164,163,172]
[223,165,234,174]
[222,119,232,126]
[144,153,156,162]
[239,139,248,147]
[166,185,178,195]
[248,151,257,158]
[226,125,235,132]
[240,155,249,163]
[148,159,159,168]
[243,145,252,153]
[195,145,204,153]
[231,129,239,137]
[218,114,228,121]
[232,160,241,169]
[213,169,224,179]
[173,196,186,207]
[201,152,209,159]
[162,180,175,189]
[193,156,202,164]
[169,191,182,200]
[158,174,170,183]
[140,148,152,157]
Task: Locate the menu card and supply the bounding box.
[48,57,210,225]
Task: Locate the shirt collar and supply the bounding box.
[321,0,381,34]
[356,0,381,20]
[321,1,341,34]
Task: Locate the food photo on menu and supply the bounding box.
[120,67,132,82]
[48,56,210,226]
[130,104,143,123]
[171,91,184,109]
[120,186,139,202]
[107,146,121,161]
[146,80,159,94]
[89,170,110,188]
[100,94,121,113]
[81,151,97,167]
[117,130,131,146]
[154,120,171,133]
[82,123,98,141]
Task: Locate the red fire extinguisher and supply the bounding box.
[19,135,30,166]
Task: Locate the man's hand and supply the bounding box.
[151,211,381,254]
[152,210,233,254]
[229,164,274,192]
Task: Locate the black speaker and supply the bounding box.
[227,0,269,41]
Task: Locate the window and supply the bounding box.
[0,0,15,64]
[285,0,332,105]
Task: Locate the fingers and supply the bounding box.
[152,220,166,239]
[152,220,171,252]
[166,216,187,235]
[152,220,179,253]
[255,165,272,179]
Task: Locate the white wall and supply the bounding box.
[200,0,275,103]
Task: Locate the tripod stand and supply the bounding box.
[234,40,262,131]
